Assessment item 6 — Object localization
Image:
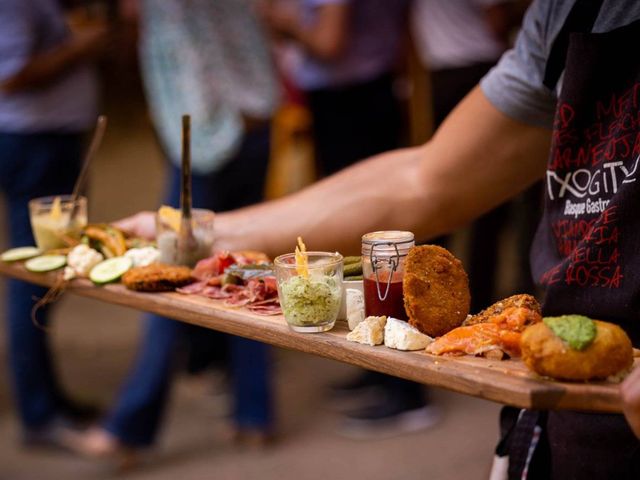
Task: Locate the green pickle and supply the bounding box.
[543,314,597,351]
[343,256,361,265]
[343,262,363,277]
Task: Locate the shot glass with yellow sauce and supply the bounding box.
[29,195,87,251]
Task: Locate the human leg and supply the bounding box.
[109,126,274,443]
[307,73,402,177]
[102,314,183,447]
[200,125,275,434]
[0,132,83,432]
[164,125,271,375]
[229,336,273,430]
[495,409,640,480]
[304,78,435,427]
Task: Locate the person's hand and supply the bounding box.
[119,0,140,23]
[621,365,640,439]
[112,211,156,240]
[66,10,112,59]
[72,23,111,58]
[258,1,299,40]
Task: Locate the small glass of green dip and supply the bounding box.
[274,251,344,333]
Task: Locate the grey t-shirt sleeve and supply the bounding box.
[480,0,558,128]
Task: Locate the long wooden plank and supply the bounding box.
[0,262,629,413]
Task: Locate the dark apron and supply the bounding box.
[502,1,640,478]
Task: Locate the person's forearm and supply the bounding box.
[484,4,514,47]
[217,147,425,256]
[216,87,552,257]
[1,37,95,94]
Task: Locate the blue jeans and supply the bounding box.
[104,126,273,446]
[0,132,83,429]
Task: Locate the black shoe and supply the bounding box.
[329,371,384,398]
[22,416,80,450]
[339,395,441,439]
[58,399,102,425]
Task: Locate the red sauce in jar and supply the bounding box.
[363,273,407,320]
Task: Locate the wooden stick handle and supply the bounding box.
[181,114,192,220]
[72,115,107,201]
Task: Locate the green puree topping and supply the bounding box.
[543,315,597,351]
[279,274,341,327]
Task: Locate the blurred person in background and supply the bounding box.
[262,0,408,176]
[67,0,280,461]
[412,0,539,312]
[413,0,518,130]
[260,0,440,438]
[0,0,108,447]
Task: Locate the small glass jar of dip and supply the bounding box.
[274,251,343,333]
[361,231,415,320]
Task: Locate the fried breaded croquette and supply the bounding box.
[122,263,193,292]
[464,294,541,326]
[521,320,633,381]
[403,245,470,337]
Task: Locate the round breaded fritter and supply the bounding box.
[122,263,193,292]
[521,320,633,381]
[403,245,470,337]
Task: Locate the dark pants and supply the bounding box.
[0,132,83,429]
[103,126,273,446]
[306,73,403,176]
[307,74,423,404]
[499,409,640,479]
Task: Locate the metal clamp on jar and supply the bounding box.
[361,231,415,320]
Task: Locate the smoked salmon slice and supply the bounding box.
[425,307,541,358]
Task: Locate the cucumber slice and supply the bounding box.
[1,246,41,262]
[25,255,67,272]
[89,257,132,285]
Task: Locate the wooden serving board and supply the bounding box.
[0,262,633,413]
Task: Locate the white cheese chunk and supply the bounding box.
[125,247,161,267]
[345,288,365,330]
[65,244,104,280]
[384,317,433,351]
[346,316,387,346]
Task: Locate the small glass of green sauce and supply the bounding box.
[274,252,344,333]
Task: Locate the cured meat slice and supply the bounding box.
[192,252,236,280]
[175,253,281,314]
[247,304,282,316]
[176,281,208,295]
[201,286,232,299]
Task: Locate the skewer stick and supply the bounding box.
[72,115,107,201]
